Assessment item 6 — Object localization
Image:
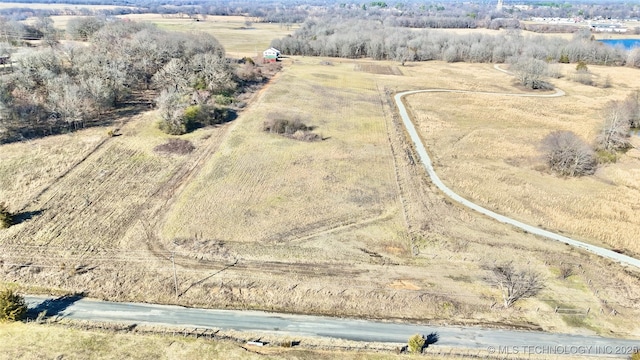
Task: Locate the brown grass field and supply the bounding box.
[400,63,640,257]
[41,14,297,58]
[116,14,298,58]
[1,16,640,351]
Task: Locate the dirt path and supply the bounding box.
[394,82,640,269]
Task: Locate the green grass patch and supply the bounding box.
[595,149,617,164]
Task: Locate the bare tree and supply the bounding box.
[46,75,91,127]
[559,263,574,279]
[66,17,106,41]
[622,91,640,129]
[81,76,114,115]
[189,53,236,95]
[488,262,544,308]
[542,130,596,177]
[152,58,190,92]
[628,49,640,68]
[596,101,631,153]
[156,89,189,135]
[509,56,552,90]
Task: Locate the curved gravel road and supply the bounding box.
[25,295,640,357]
[394,88,640,269]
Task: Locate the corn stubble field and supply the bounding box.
[1,27,640,342]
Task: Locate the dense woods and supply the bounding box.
[0,19,242,140]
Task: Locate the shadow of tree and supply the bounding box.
[425,332,439,347]
[12,209,44,225]
[27,293,84,320]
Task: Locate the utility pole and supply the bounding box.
[171,251,178,299]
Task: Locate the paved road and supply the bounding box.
[25,296,640,357]
[393,89,640,269]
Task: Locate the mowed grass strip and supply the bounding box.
[163,58,398,244]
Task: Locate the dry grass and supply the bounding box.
[114,14,298,58]
[0,128,105,211]
[0,321,604,360]
[400,62,640,257]
[0,57,639,340]
[163,58,399,245]
[1,322,417,360]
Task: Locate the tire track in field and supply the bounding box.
[394,73,640,269]
[16,111,149,213]
[147,73,285,261]
[17,136,110,213]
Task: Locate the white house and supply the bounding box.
[263,48,281,62]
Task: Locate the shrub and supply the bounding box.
[0,202,13,229]
[576,61,588,72]
[597,101,632,153]
[263,118,310,135]
[546,64,562,79]
[183,105,201,123]
[559,54,570,63]
[214,94,233,106]
[572,72,593,86]
[192,77,207,91]
[0,288,27,322]
[263,117,321,142]
[542,131,596,177]
[159,117,188,135]
[408,334,425,353]
[292,130,322,142]
[631,351,640,360]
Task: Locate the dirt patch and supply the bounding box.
[153,139,196,155]
[354,63,403,76]
[388,280,421,291]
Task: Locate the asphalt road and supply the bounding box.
[25,295,640,357]
[393,89,640,269]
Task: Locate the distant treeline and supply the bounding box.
[271,18,632,66]
[1,0,639,27]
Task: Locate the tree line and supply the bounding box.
[271,20,631,67]
[0,19,240,141]
[1,1,638,29]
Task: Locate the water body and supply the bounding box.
[599,39,640,50]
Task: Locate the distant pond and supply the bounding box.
[598,39,640,50]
